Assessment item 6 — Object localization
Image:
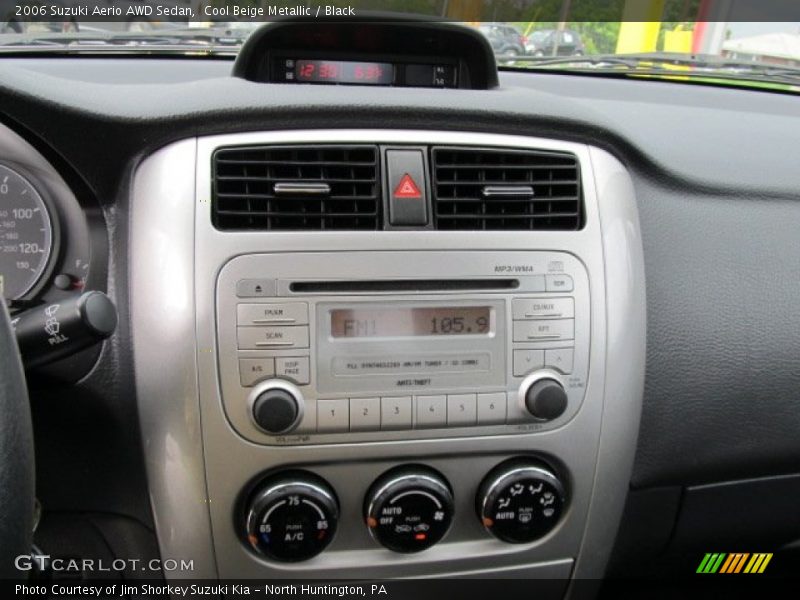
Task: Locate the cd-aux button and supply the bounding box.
[512,297,574,320]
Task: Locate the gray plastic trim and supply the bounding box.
[130,139,217,578]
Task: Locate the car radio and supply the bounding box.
[215,250,590,445]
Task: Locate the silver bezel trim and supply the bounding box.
[130,129,645,582]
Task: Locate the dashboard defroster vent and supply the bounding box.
[432,147,582,231]
[212,145,381,230]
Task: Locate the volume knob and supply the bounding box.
[248,380,304,434]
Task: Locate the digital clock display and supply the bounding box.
[330,306,492,339]
[294,59,394,85]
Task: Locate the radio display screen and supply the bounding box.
[330,306,491,338]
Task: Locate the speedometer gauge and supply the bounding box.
[0,164,54,301]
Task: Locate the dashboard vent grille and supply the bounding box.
[431,147,582,231]
[212,145,381,230]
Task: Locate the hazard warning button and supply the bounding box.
[386,149,428,226]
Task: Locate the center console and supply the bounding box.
[131,129,645,585]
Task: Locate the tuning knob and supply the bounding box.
[519,372,568,421]
[248,380,304,434]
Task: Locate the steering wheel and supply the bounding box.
[0,302,34,578]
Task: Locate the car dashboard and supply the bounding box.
[1,18,800,596]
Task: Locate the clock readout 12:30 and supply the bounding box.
[294,59,394,85]
[330,307,491,338]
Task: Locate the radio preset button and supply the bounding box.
[447,394,477,426]
[236,279,276,298]
[545,274,574,292]
[350,397,381,431]
[512,297,574,320]
[545,348,574,374]
[237,326,310,349]
[239,358,276,387]
[513,349,544,376]
[237,303,309,326]
[275,356,310,385]
[416,395,447,428]
[381,396,412,430]
[513,319,574,342]
[317,399,349,433]
[477,393,507,425]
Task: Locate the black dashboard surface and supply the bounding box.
[1,57,799,499]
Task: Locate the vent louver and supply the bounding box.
[212,145,381,230]
[432,147,582,231]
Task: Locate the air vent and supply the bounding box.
[212,145,381,230]
[432,147,582,231]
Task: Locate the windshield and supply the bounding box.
[2,0,800,92]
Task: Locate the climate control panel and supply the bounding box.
[241,459,567,563]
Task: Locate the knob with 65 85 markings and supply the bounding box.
[244,471,338,562]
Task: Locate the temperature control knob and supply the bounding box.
[244,471,338,562]
[248,380,304,434]
[364,466,454,553]
[477,458,566,544]
[520,372,568,421]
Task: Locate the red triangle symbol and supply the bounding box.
[393,173,422,198]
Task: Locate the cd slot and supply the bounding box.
[287,279,520,294]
